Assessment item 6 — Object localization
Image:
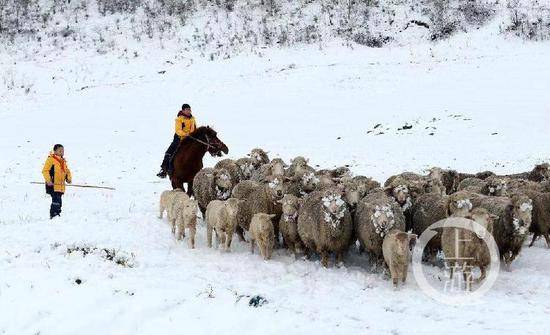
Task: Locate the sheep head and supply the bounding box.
[511,195,533,235]
[266,176,285,200]
[370,204,396,237]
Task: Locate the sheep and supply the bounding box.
[235,157,256,180]
[168,191,191,233]
[173,199,199,248]
[382,230,417,288]
[441,208,499,286]
[284,172,319,197]
[354,190,406,261]
[286,156,315,178]
[249,213,277,260]
[278,194,303,254]
[158,188,185,220]
[457,177,486,193]
[248,148,270,168]
[250,158,286,182]
[341,176,381,209]
[205,198,243,251]
[410,192,450,258]
[458,170,496,182]
[447,191,476,219]
[504,163,550,182]
[297,187,353,267]
[481,176,508,196]
[452,192,533,270]
[214,159,243,185]
[428,167,460,194]
[238,176,285,240]
[192,168,233,216]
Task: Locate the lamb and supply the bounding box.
[441,208,499,286]
[354,190,406,260]
[158,188,185,220]
[214,159,243,185]
[192,168,233,216]
[278,194,303,254]
[249,213,277,260]
[382,230,417,287]
[410,192,450,257]
[168,191,191,233]
[205,198,243,251]
[173,199,199,248]
[297,187,353,267]
[235,157,256,180]
[248,148,270,168]
[428,167,460,194]
[453,192,533,269]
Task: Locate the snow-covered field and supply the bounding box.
[1,17,550,334]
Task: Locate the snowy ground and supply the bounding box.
[1,19,550,335]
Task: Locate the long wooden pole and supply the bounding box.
[30,182,116,191]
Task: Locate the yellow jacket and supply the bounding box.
[175,115,196,139]
[42,154,72,193]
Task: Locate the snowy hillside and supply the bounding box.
[2,1,550,334]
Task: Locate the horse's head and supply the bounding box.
[199,126,229,157]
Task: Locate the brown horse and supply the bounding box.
[169,126,229,195]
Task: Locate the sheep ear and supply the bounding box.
[277,199,284,204]
[490,214,499,221]
[384,186,394,195]
[268,214,277,219]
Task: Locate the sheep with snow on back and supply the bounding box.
[172,199,199,248]
[250,213,277,260]
[441,208,499,286]
[159,188,185,220]
[192,167,233,216]
[278,194,303,254]
[354,190,406,261]
[382,230,417,288]
[214,159,243,185]
[248,148,270,168]
[206,198,243,251]
[297,187,353,267]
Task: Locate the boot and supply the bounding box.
[157,168,167,179]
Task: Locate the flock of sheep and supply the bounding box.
[159,148,550,287]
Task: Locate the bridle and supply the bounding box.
[188,134,214,151]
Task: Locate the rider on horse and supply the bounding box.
[157,103,197,178]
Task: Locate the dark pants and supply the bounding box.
[161,134,181,171]
[50,192,63,219]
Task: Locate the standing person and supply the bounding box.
[157,103,197,178]
[42,144,72,219]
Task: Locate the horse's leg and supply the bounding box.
[171,176,182,190]
[186,180,194,198]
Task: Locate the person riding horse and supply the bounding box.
[157,103,197,178]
